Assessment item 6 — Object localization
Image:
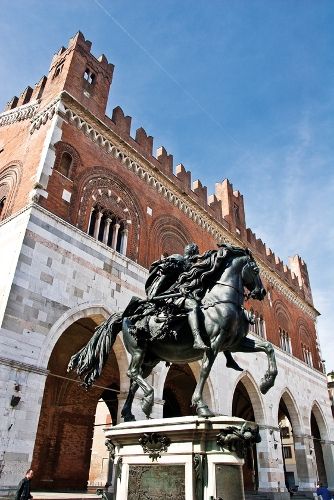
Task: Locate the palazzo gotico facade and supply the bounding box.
[0,32,333,498]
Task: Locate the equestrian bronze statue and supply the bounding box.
[68,243,278,420]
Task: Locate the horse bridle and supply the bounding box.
[214,281,252,300]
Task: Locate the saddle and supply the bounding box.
[123,296,187,342]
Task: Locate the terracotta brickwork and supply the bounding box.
[0,32,320,370]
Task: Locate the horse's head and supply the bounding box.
[241,251,266,301]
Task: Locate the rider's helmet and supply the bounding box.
[184,242,199,258]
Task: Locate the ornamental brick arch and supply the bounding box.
[296,317,318,367]
[53,141,82,179]
[31,306,128,491]
[71,168,145,262]
[273,299,294,352]
[147,214,193,265]
[274,300,293,331]
[0,162,22,220]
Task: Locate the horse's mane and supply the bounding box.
[174,243,249,300]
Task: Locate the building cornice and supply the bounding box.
[0,101,39,127]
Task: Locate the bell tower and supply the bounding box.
[41,31,114,118]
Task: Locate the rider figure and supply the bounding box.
[145,243,207,350]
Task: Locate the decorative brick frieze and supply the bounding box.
[0,102,39,127]
[29,96,62,133]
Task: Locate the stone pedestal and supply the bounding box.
[105,415,252,500]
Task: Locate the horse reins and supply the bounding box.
[215,280,251,300]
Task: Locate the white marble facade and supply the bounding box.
[0,204,333,496]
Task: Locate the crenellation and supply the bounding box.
[97,53,108,65]
[68,31,92,52]
[49,46,67,70]
[275,255,284,274]
[112,106,132,136]
[32,76,47,101]
[289,255,313,305]
[156,146,173,175]
[4,96,19,112]
[246,227,257,247]
[255,237,266,258]
[135,127,153,156]
[175,163,191,192]
[192,179,208,208]
[208,193,223,221]
[17,86,33,107]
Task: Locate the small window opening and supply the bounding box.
[84,69,95,85]
[54,62,64,79]
[233,202,240,222]
[58,152,73,178]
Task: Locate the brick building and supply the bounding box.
[0,32,333,498]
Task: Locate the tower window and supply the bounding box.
[84,69,95,85]
[57,152,73,178]
[53,62,64,79]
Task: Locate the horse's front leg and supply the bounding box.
[192,350,217,418]
[234,337,278,394]
[127,346,154,418]
[121,380,138,422]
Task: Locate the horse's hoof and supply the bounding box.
[226,359,243,372]
[197,405,215,418]
[141,396,153,418]
[260,379,272,394]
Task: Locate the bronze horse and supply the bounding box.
[68,245,277,420]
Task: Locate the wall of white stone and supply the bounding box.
[0,204,333,495]
[0,204,146,493]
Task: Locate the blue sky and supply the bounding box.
[1,0,334,371]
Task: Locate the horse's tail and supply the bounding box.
[67,311,123,388]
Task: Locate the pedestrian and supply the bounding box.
[316,482,332,500]
[15,469,34,500]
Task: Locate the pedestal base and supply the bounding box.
[105,415,252,500]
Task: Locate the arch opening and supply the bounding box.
[162,364,197,418]
[32,317,120,491]
[311,408,327,487]
[232,380,259,492]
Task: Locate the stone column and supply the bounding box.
[87,207,94,233]
[256,427,289,499]
[111,223,120,250]
[103,218,111,245]
[321,440,334,489]
[120,227,129,255]
[93,211,103,239]
[293,434,315,490]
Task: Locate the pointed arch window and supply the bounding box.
[88,205,129,255]
[279,328,291,354]
[57,152,73,178]
[248,309,266,338]
[302,344,313,367]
